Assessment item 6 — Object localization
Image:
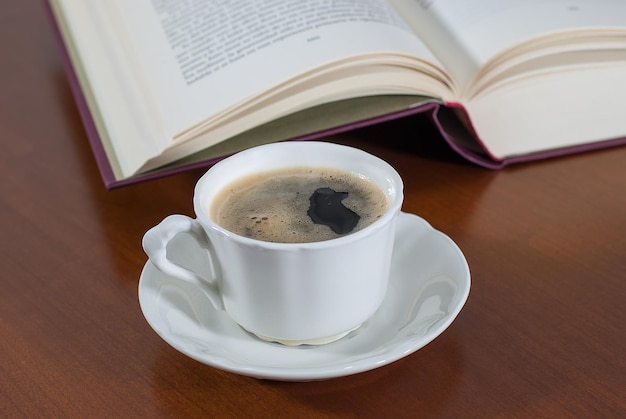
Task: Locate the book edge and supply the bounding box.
[44,0,120,188]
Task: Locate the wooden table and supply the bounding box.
[2,2,625,417]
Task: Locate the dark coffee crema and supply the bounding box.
[308,187,360,234]
[210,167,389,243]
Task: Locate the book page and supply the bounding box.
[387,0,478,89]
[465,61,626,158]
[107,0,440,139]
[419,0,626,68]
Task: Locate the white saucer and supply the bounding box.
[138,212,471,381]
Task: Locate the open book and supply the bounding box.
[47,0,626,188]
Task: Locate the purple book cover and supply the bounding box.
[44,0,626,189]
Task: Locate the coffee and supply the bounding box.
[210,166,389,243]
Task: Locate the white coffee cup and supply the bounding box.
[142,141,404,346]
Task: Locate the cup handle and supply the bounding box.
[142,214,224,310]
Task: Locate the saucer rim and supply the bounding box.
[138,212,471,381]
